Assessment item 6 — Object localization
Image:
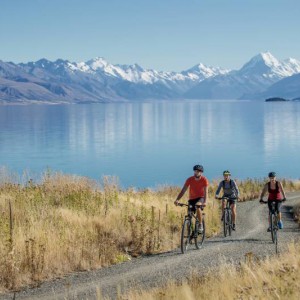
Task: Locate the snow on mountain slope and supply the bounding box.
[239,51,300,79]
[185,52,300,100]
[1,52,299,103]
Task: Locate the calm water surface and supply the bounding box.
[0,101,299,187]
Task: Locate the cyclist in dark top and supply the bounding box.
[260,172,287,231]
[215,170,239,230]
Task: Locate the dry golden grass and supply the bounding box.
[126,242,300,300]
[0,168,299,292]
[0,171,219,292]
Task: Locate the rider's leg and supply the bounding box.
[276,202,283,228]
[196,207,202,224]
[267,202,272,229]
[277,202,282,221]
[231,203,236,224]
[221,200,226,219]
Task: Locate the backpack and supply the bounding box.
[222,179,233,189]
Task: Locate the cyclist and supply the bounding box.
[215,170,239,230]
[174,164,209,232]
[259,172,287,231]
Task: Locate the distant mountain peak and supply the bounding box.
[86,57,109,69]
[259,51,280,66]
[35,58,52,66]
[243,51,280,69]
[182,63,230,81]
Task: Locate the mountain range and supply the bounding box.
[0,52,299,104]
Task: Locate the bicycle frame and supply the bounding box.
[218,197,233,237]
[178,203,205,253]
[261,200,279,253]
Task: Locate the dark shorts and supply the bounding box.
[268,200,282,213]
[222,196,237,205]
[188,198,205,213]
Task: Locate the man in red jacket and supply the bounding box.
[174,165,209,232]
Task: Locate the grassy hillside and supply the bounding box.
[0,169,299,292]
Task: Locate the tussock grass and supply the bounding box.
[0,170,219,292]
[0,168,299,292]
[126,242,300,300]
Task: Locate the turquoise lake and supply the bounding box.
[0,100,299,187]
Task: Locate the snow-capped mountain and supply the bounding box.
[185,52,300,100]
[181,63,230,81]
[1,52,299,103]
[0,57,229,103]
[239,52,300,79]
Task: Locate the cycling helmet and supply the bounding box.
[223,170,231,176]
[268,171,276,178]
[193,165,204,172]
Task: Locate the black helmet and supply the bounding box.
[223,170,231,176]
[193,165,204,172]
[268,171,276,178]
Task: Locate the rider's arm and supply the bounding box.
[204,185,208,204]
[278,182,286,199]
[174,185,188,204]
[260,183,268,200]
[215,182,222,198]
[232,180,240,199]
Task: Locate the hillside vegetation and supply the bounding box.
[0,168,299,292]
[126,204,300,300]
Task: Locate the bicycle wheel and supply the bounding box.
[270,214,276,243]
[195,219,205,249]
[274,229,278,253]
[274,215,279,253]
[223,210,228,237]
[228,210,232,236]
[181,219,191,254]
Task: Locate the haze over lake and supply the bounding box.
[0,100,299,187]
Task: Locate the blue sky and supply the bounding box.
[0,0,299,71]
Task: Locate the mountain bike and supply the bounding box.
[260,200,283,253]
[178,203,205,254]
[217,197,233,237]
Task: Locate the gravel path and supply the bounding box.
[1,193,300,300]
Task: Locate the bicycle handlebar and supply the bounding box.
[216,196,238,200]
[177,203,205,208]
[260,199,286,204]
[259,199,268,204]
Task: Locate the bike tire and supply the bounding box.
[223,211,228,237]
[181,219,191,254]
[274,229,278,253]
[271,214,275,243]
[228,210,232,236]
[274,215,279,253]
[195,219,205,249]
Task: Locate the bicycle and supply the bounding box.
[217,197,233,237]
[260,200,283,253]
[178,203,205,254]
